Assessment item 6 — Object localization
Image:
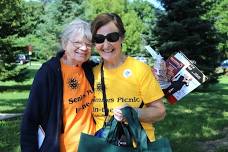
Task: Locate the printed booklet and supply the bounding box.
[145,46,208,104]
[38,125,45,149]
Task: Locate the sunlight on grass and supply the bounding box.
[0,91,29,113]
[0,66,227,152]
[173,131,182,138]
[195,107,205,112]
[0,91,29,99]
[0,118,21,152]
[155,76,228,152]
[202,126,219,138]
[183,109,193,113]
[223,111,228,117]
[219,76,228,83]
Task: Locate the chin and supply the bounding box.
[102,56,114,62]
[76,57,89,63]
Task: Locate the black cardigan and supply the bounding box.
[20,51,95,152]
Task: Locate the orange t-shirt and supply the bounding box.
[60,62,95,152]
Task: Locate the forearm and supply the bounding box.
[135,107,165,123]
[135,99,166,123]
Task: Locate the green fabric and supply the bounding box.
[78,107,172,152]
[95,116,133,147]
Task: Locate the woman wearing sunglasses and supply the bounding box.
[91,13,166,142]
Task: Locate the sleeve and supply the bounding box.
[20,64,50,152]
[139,63,164,104]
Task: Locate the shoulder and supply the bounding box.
[92,63,101,72]
[82,60,98,69]
[40,57,60,72]
[34,57,61,81]
[127,56,151,71]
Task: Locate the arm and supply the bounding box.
[20,65,49,152]
[113,63,166,123]
[135,98,166,123]
[113,98,166,123]
[138,63,166,123]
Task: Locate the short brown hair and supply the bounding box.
[91,13,126,42]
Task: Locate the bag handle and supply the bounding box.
[100,62,144,117]
[101,62,109,116]
[121,107,148,151]
[106,117,132,146]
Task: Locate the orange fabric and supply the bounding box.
[60,62,95,152]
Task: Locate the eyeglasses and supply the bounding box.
[93,32,120,44]
[69,40,92,49]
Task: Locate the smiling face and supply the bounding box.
[63,33,92,66]
[94,21,123,63]
[60,19,92,66]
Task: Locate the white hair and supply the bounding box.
[60,18,92,49]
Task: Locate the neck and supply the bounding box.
[103,54,126,69]
[61,55,82,67]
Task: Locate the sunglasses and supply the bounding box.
[93,32,120,44]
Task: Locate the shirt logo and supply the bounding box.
[123,69,132,78]
[96,82,102,92]
[68,77,80,89]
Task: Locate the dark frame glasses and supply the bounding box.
[93,32,120,44]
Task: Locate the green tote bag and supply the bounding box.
[78,107,172,152]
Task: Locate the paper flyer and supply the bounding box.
[145,46,208,104]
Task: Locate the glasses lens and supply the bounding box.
[71,41,92,49]
[94,34,105,43]
[94,32,120,44]
[106,32,120,42]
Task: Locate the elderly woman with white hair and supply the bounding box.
[20,18,95,152]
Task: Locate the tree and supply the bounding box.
[154,0,220,83]
[83,0,145,55]
[206,0,228,59]
[31,0,85,60]
[0,0,30,81]
[128,0,156,52]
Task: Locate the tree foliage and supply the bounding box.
[30,0,85,59]
[0,0,30,81]
[1,0,225,83]
[128,0,156,50]
[154,0,220,83]
[83,0,146,55]
[205,0,228,59]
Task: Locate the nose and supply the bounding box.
[79,43,92,51]
[103,39,111,48]
[80,44,87,50]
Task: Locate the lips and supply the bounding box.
[75,50,87,57]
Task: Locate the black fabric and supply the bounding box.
[100,62,109,116]
[20,50,95,152]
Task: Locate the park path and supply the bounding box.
[197,127,228,152]
[0,113,22,120]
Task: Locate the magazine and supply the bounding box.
[145,46,208,104]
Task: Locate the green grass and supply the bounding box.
[0,63,41,152]
[0,118,21,152]
[155,76,228,152]
[0,62,227,151]
[0,62,40,113]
